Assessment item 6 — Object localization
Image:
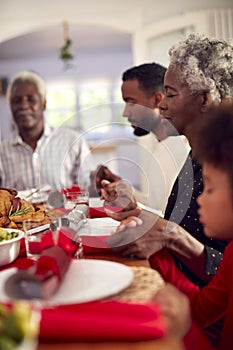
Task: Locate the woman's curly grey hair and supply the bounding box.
[169,33,233,103]
[7,71,46,102]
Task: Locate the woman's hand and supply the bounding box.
[106,210,167,259]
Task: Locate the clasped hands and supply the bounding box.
[91,166,176,259]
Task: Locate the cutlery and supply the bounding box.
[25,185,51,200]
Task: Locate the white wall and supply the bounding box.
[1,0,232,43]
[142,0,233,24]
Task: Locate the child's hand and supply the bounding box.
[153,283,191,337]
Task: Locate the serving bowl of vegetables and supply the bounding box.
[0,228,24,267]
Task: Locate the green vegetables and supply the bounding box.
[0,302,39,350]
[0,304,23,349]
[0,229,18,242]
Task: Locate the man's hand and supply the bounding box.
[90,165,141,216]
[100,180,118,202]
[89,165,121,197]
[100,179,140,213]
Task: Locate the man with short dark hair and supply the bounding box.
[94,63,189,213]
[122,63,166,136]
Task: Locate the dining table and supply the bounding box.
[36,249,185,350]
[0,201,185,350]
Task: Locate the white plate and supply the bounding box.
[89,197,105,207]
[138,202,163,217]
[18,192,48,204]
[0,259,134,306]
[18,185,51,204]
[79,217,119,236]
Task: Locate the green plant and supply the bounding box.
[59,38,74,62]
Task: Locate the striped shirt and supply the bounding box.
[0,125,95,191]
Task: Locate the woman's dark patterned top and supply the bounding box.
[164,153,227,287]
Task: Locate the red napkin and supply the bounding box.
[40,300,167,341]
[89,205,122,218]
[4,245,71,300]
[3,227,84,300]
[62,185,81,194]
[57,205,122,219]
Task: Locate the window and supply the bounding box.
[46,83,77,129]
[78,80,112,132]
[46,79,129,141]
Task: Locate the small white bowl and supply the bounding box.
[0,229,24,267]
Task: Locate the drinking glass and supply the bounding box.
[63,190,89,211]
[50,217,84,259]
[23,220,50,261]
